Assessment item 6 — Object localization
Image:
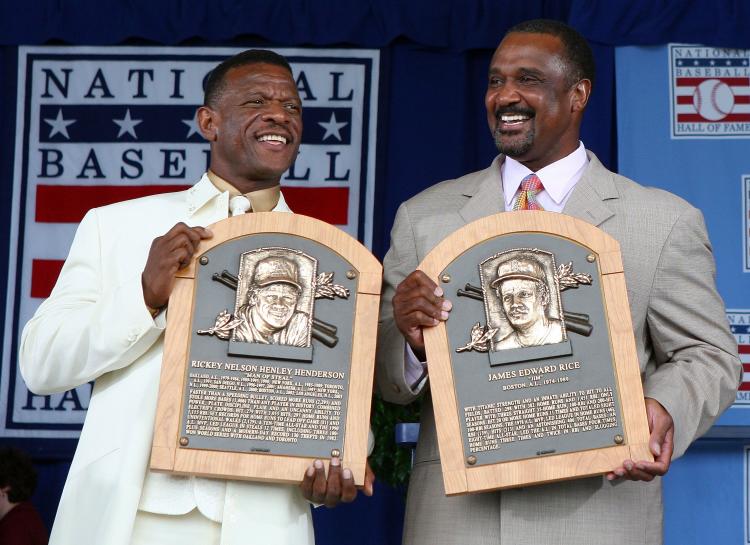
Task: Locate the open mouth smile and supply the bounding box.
[257,133,289,145]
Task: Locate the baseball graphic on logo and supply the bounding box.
[693,79,735,121]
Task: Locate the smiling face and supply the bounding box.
[198,62,302,192]
[485,32,590,172]
[498,278,548,330]
[253,283,300,330]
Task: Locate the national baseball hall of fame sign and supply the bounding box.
[1,46,379,441]
[420,212,652,495]
[150,213,381,485]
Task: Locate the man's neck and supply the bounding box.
[207,170,281,212]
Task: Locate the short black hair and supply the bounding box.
[204,49,294,107]
[0,447,38,503]
[505,19,595,88]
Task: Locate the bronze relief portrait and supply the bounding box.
[481,249,567,351]
[232,249,316,348]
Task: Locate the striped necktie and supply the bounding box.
[513,173,544,211]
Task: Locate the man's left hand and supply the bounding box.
[300,457,375,507]
[606,397,674,482]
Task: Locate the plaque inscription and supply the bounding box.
[464,387,617,453]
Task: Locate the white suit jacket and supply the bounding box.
[20,174,314,545]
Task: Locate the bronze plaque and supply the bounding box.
[151,213,381,486]
[420,211,652,495]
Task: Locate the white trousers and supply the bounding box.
[131,509,221,545]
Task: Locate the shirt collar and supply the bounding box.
[206,170,281,212]
[502,141,588,210]
[186,172,288,217]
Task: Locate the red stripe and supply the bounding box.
[739,382,750,391]
[676,113,750,122]
[676,95,750,105]
[676,77,749,86]
[31,259,65,298]
[739,345,750,354]
[283,187,349,224]
[36,184,191,223]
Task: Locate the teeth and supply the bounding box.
[501,114,529,123]
[258,134,288,144]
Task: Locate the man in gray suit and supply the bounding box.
[376,19,741,545]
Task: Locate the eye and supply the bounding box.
[284,103,301,112]
[518,74,541,85]
[488,76,503,87]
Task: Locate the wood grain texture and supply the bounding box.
[151,213,381,486]
[419,211,651,495]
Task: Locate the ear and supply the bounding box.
[197,106,219,142]
[570,78,592,113]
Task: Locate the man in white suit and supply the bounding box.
[21,49,372,545]
[376,20,740,545]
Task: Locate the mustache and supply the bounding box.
[494,106,535,119]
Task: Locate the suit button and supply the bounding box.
[391,384,401,394]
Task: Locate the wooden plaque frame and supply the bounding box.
[420,211,652,495]
[150,213,381,486]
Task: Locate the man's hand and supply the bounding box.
[299,457,375,508]
[606,397,674,482]
[392,270,452,360]
[142,223,213,309]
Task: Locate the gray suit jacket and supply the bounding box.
[376,152,740,545]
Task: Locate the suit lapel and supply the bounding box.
[562,152,618,227]
[458,156,505,225]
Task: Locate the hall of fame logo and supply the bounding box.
[0,46,379,439]
[728,310,750,405]
[670,45,750,138]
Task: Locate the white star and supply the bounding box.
[182,114,204,139]
[710,60,715,66]
[44,109,76,139]
[318,112,348,142]
[113,109,143,139]
[677,60,683,66]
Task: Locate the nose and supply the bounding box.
[487,82,521,111]
[262,101,291,124]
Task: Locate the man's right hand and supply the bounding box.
[142,223,213,309]
[392,270,452,360]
